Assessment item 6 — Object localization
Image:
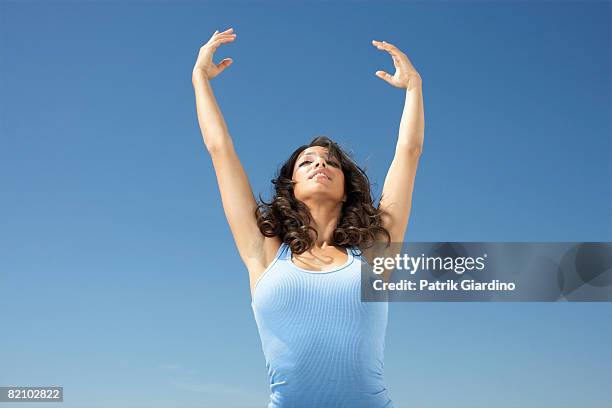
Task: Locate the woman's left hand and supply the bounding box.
[372,40,422,90]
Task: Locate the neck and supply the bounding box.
[303,199,343,247]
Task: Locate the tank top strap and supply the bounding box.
[348,245,364,259]
[277,241,291,261]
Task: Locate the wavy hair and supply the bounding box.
[255,136,391,255]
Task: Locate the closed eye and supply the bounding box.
[299,159,340,167]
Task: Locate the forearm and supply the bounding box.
[396,80,425,154]
[192,69,233,151]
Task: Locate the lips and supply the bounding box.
[308,170,331,180]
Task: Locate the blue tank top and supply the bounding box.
[251,242,394,408]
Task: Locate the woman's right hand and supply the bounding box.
[192,28,237,80]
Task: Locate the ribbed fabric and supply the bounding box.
[251,242,394,408]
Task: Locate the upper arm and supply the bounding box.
[208,139,278,272]
[378,144,422,242]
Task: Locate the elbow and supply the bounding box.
[409,144,423,156]
[204,140,223,154]
[397,142,423,157]
[203,137,233,155]
[201,128,233,154]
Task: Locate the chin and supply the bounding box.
[296,191,343,203]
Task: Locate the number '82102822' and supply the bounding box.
[0,386,63,402]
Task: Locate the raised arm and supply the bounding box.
[192,28,279,281]
[372,40,425,243]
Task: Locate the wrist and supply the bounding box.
[192,68,209,82]
[406,76,422,91]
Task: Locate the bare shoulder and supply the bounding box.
[247,236,282,294]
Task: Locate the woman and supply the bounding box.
[192,27,424,408]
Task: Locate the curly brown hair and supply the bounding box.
[255,135,391,255]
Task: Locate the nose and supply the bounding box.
[314,156,327,168]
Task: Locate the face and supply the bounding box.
[292,146,346,204]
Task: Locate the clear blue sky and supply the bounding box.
[1,1,610,407]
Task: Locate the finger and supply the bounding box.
[211,28,235,40]
[215,35,237,43]
[380,40,399,53]
[375,70,393,84]
[213,33,236,42]
[372,39,392,47]
[210,36,236,48]
[372,41,396,57]
[211,33,236,43]
[373,40,402,55]
[380,43,402,58]
[215,28,234,37]
[216,58,233,74]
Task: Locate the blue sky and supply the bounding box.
[1,1,610,407]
